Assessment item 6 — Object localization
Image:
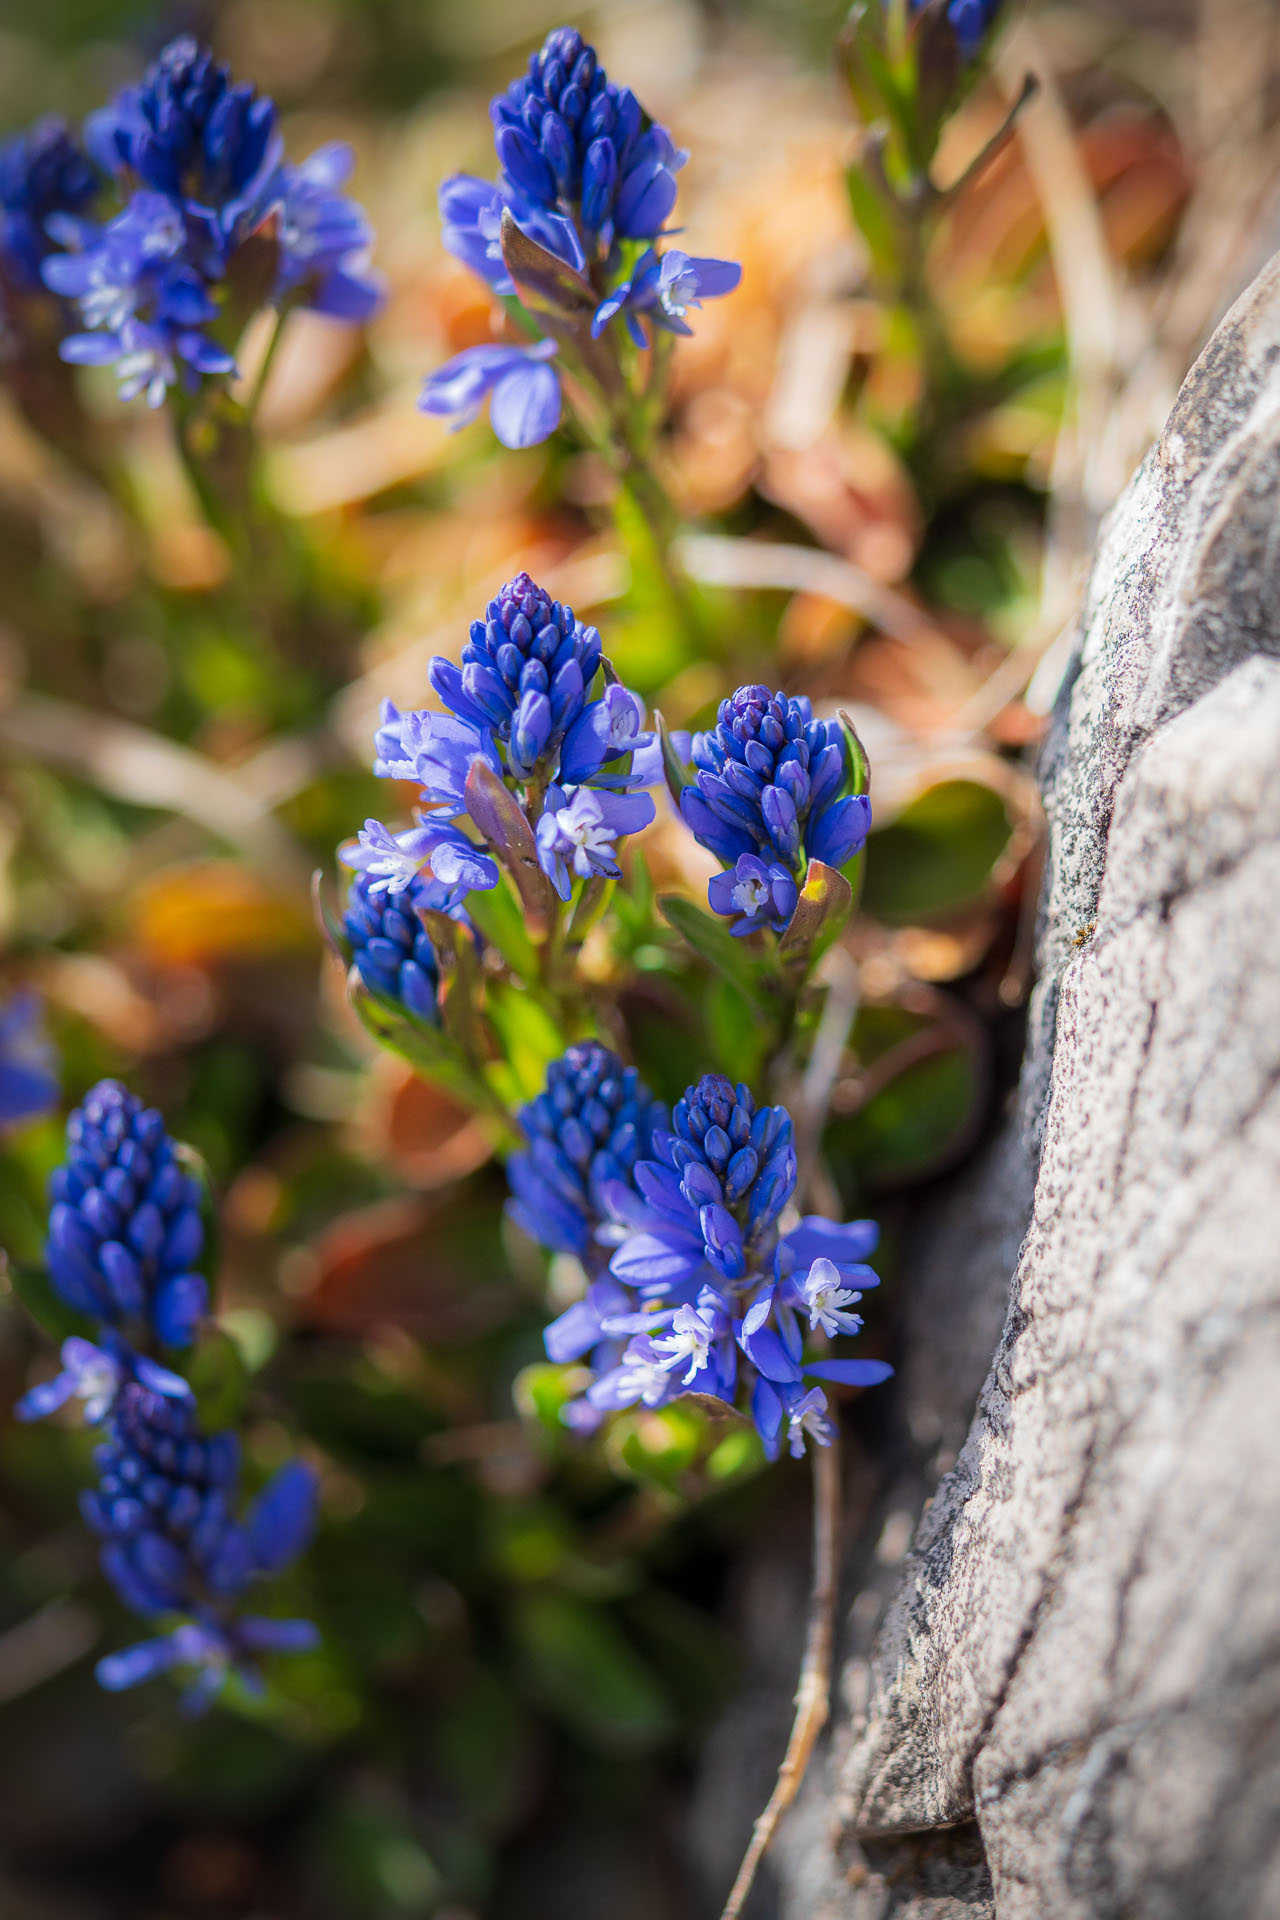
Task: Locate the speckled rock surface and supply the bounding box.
[762,253,1280,1919]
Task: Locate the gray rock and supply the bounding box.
[766,252,1280,1918]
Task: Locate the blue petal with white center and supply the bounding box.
[534,784,655,900]
[592,247,741,346]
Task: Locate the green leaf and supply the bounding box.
[219,1306,278,1373]
[186,1324,249,1428]
[514,1361,581,1432]
[422,908,488,1065]
[175,1139,219,1311]
[463,872,539,977]
[861,779,1013,922]
[705,1425,765,1481]
[655,709,692,810]
[486,982,569,1103]
[852,37,917,159]
[349,971,497,1116]
[566,873,614,944]
[706,976,771,1084]
[846,161,901,279]
[515,1591,674,1749]
[829,1041,979,1187]
[658,894,771,1014]
[838,708,871,796]
[615,1402,704,1491]
[310,866,347,962]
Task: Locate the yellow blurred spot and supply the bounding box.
[131,861,314,969]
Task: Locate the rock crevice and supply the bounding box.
[767,252,1280,1920]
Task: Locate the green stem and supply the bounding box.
[243,307,287,426]
[560,318,709,656]
[897,198,956,443]
[172,401,239,550]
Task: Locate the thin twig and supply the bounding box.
[725,949,858,1916]
[793,946,862,1218]
[937,72,1039,204]
[719,1439,842,1920]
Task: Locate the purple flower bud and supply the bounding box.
[495,123,556,205]
[581,138,617,234]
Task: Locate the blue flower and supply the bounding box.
[585,1333,681,1413]
[419,339,561,449]
[707,853,798,937]
[535,785,655,899]
[85,1380,318,1706]
[525,1069,893,1449]
[273,142,383,320]
[347,581,657,985]
[45,1079,208,1346]
[0,991,57,1127]
[341,816,498,900]
[558,682,653,787]
[43,36,379,406]
[489,25,687,252]
[424,28,741,455]
[60,312,234,406]
[607,1074,797,1291]
[15,1334,189,1426]
[342,870,448,1028]
[651,1298,720,1384]
[373,701,503,819]
[85,35,281,227]
[585,1283,738,1415]
[591,247,741,347]
[0,117,97,295]
[680,685,871,876]
[508,1040,667,1261]
[45,187,234,403]
[96,1613,319,1710]
[377,574,653,814]
[430,571,601,772]
[43,189,184,318]
[796,1255,868,1337]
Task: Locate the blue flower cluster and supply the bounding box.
[16,1078,212,1433]
[523,1064,892,1454]
[681,686,872,937]
[350,571,656,913]
[342,866,447,1027]
[24,35,380,407]
[490,25,684,253]
[14,1079,318,1702]
[0,990,57,1128]
[0,118,95,299]
[420,23,740,449]
[86,1381,317,1708]
[39,1078,209,1349]
[506,1040,667,1260]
